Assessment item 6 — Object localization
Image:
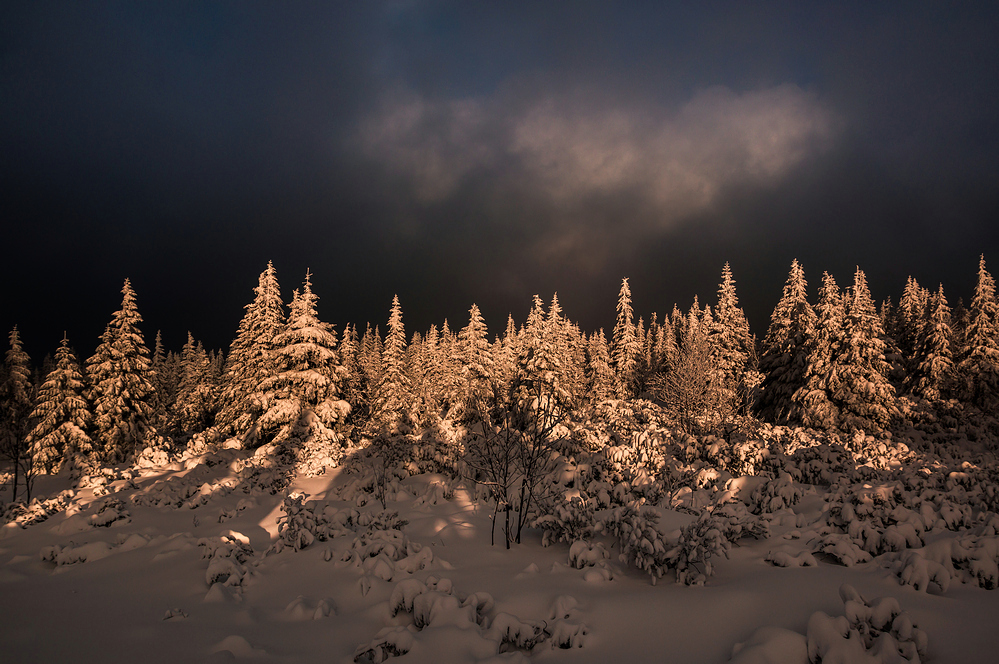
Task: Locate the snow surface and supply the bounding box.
[2,433,999,664]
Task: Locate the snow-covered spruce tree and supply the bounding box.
[216,262,285,438]
[408,324,441,422]
[710,263,754,382]
[586,329,616,403]
[358,323,384,416]
[249,271,349,460]
[494,314,520,395]
[833,268,898,432]
[547,294,587,405]
[169,332,216,438]
[405,328,430,422]
[793,272,845,430]
[456,303,495,421]
[639,313,673,387]
[906,284,954,401]
[337,323,365,417]
[433,320,466,418]
[757,259,816,423]
[1,327,35,501]
[26,335,94,475]
[956,255,999,408]
[511,295,575,412]
[86,279,155,463]
[655,312,679,372]
[879,297,908,389]
[708,263,755,409]
[148,331,172,431]
[634,315,649,388]
[653,303,729,435]
[372,295,412,431]
[639,314,657,382]
[950,297,969,354]
[895,276,930,361]
[612,278,641,398]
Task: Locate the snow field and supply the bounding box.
[2,416,999,662]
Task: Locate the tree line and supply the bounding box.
[2,256,997,502]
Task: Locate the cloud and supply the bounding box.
[354,82,841,266]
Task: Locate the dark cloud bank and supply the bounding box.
[2,1,998,361]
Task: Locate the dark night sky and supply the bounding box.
[3,1,999,362]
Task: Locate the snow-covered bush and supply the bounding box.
[282,595,336,621]
[599,495,762,585]
[785,443,854,485]
[405,420,464,476]
[40,541,113,565]
[821,480,932,559]
[272,492,318,552]
[808,585,927,664]
[604,501,672,583]
[338,512,437,583]
[733,585,927,664]
[698,433,772,478]
[2,490,74,528]
[710,500,770,542]
[337,443,411,507]
[888,535,999,592]
[412,476,459,507]
[567,539,610,569]
[487,613,547,651]
[967,536,999,589]
[375,575,587,657]
[534,495,597,547]
[130,471,208,508]
[819,533,872,567]
[198,532,254,587]
[207,443,297,496]
[77,466,137,496]
[89,497,130,527]
[748,472,803,514]
[353,626,415,663]
[548,620,589,649]
[288,411,348,476]
[134,440,175,468]
[765,547,817,567]
[666,511,732,586]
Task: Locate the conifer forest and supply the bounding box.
[2,257,999,663]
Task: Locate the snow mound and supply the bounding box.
[731,626,808,664]
[40,541,113,565]
[89,497,130,527]
[568,539,609,568]
[733,584,927,664]
[486,612,546,651]
[765,547,817,568]
[354,625,416,663]
[282,595,337,620]
[211,635,266,659]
